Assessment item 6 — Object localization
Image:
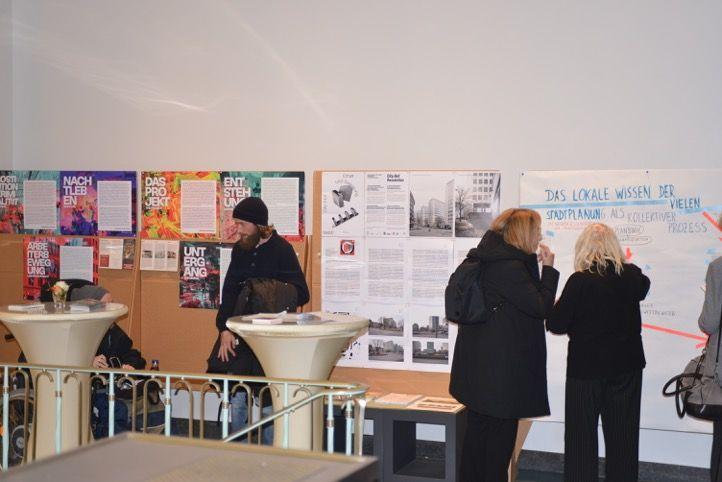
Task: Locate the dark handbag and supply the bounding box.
[206,278,298,375]
[663,309,722,420]
[233,278,298,316]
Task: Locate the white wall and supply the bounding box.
[7,0,722,467]
[0,0,10,169]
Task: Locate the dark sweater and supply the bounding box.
[547,262,650,379]
[215,231,309,332]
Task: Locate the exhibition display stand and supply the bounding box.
[0,303,128,459]
[226,311,368,451]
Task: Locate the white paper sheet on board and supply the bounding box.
[59,246,94,281]
[219,246,233,303]
[98,180,132,232]
[322,172,365,237]
[23,180,57,230]
[322,237,364,301]
[180,180,217,234]
[261,177,299,236]
[365,171,409,237]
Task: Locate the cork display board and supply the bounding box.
[0,170,450,400]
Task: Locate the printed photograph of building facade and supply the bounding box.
[411,314,448,339]
[368,314,404,337]
[409,305,448,338]
[454,171,501,238]
[369,338,404,362]
[412,340,449,365]
[409,172,454,237]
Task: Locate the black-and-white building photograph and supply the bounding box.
[369,338,404,362]
[454,171,501,238]
[409,172,454,237]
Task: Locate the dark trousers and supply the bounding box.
[460,410,519,482]
[712,420,722,482]
[564,370,642,482]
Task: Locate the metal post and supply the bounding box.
[54,369,62,454]
[353,398,366,456]
[164,376,172,437]
[2,366,9,471]
[221,379,229,439]
[283,383,289,449]
[344,400,353,456]
[108,372,115,438]
[326,394,334,454]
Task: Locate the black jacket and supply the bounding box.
[213,231,309,377]
[19,323,144,370]
[547,262,649,379]
[96,323,146,369]
[450,230,559,419]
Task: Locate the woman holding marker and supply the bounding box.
[548,223,650,482]
[451,208,559,482]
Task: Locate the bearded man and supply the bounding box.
[213,196,309,443]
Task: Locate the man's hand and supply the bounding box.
[217,330,236,363]
[93,355,108,369]
[121,364,134,371]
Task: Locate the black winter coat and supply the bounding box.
[96,323,146,369]
[449,230,559,419]
[547,262,649,379]
[212,231,309,378]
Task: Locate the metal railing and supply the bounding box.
[0,362,368,471]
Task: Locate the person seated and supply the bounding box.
[22,279,160,438]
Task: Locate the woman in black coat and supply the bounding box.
[547,223,650,482]
[450,208,559,482]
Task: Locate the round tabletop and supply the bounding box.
[226,311,369,338]
[0,302,129,323]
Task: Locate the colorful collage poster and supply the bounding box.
[0,171,59,234]
[141,171,220,240]
[97,171,137,237]
[23,236,98,300]
[59,171,137,236]
[220,171,305,242]
[179,241,221,309]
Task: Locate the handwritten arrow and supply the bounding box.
[702,211,722,241]
[642,323,707,348]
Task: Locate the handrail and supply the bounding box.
[0,362,367,471]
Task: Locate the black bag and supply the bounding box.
[663,309,722,420]
[445,248,500,325]
[232,278,298,316]
[207,278,299,375]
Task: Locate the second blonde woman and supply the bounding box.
[548,223,650,482]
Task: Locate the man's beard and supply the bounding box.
[237,229,262,251]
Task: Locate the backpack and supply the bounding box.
[444,248,500,325]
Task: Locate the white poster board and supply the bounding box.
[322,170,500,373]
[520,169,722,433]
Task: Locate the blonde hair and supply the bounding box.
[490,208,541,255]
[574,223,625,275]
